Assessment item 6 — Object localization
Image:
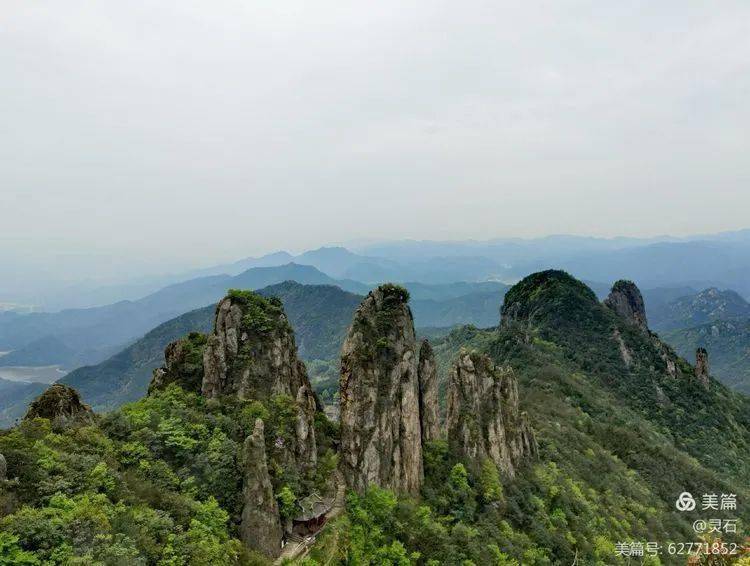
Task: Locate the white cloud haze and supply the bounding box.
[2,0,750,278]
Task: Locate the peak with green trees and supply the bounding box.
[226,289,290,335]
[1,289,340,563]
[500,269,600,331]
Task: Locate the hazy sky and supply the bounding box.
[3,0,750,276]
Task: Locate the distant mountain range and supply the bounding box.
[194,232,750,300]
[648,287,750,332]
[6,234,750,414]
[0,264,508,373]
[7,230,750,312]
[0,264,353,371]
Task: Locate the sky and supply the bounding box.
[3,0,750,281]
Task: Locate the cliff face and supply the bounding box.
[695,347,710,389]
[604,280,648,332]
[295,384,318,470]
[446,350,536,478]
[24,384,94,426]
[418,339,440,444]
[339,284,423,494]
[201,291,310,401]
[240,419,282,558]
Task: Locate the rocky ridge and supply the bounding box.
[201,290,311,401]
[417,339,440,444]
[604,280,648,332]
[146,289,321,558]
[446,349,536,477]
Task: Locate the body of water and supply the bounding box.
[0,365,67,384]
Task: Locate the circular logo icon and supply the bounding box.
[676,492,696,511]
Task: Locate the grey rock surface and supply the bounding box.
[446,349,536,478]
[418,339,440,444]
[240,419,283,558]
[695,347,710,389]
[339,285,423,494]
[604,280,648,331]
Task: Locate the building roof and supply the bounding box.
[294,491,334,522]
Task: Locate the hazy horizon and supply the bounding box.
[4,1,750,283]
[3,226,750,295]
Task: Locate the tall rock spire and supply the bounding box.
[695,347,710,389]
[295,384,318,470]
[446,350,536,478]
[604,280,649,332]
[418,339,440,444]
[339,284,423,494]
[240,419,282,558]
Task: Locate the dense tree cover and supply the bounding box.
[0,385,338,565]
[498,271,750,482]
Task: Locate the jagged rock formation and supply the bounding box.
[24,384,94,425]
[0,453,6,481]
[654,384,671,407]
[240,419,282,558]
[339,284,423,494]
[603,281,688,380]
[145,289,324,557]
[446,350,536,478]
[604,280,648,331]
[201,291,311,401]
[195,290,318,469]
[418,339,440,443]
[695,347,710,389]
[149,332,207,394]
[295,384,318,470]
